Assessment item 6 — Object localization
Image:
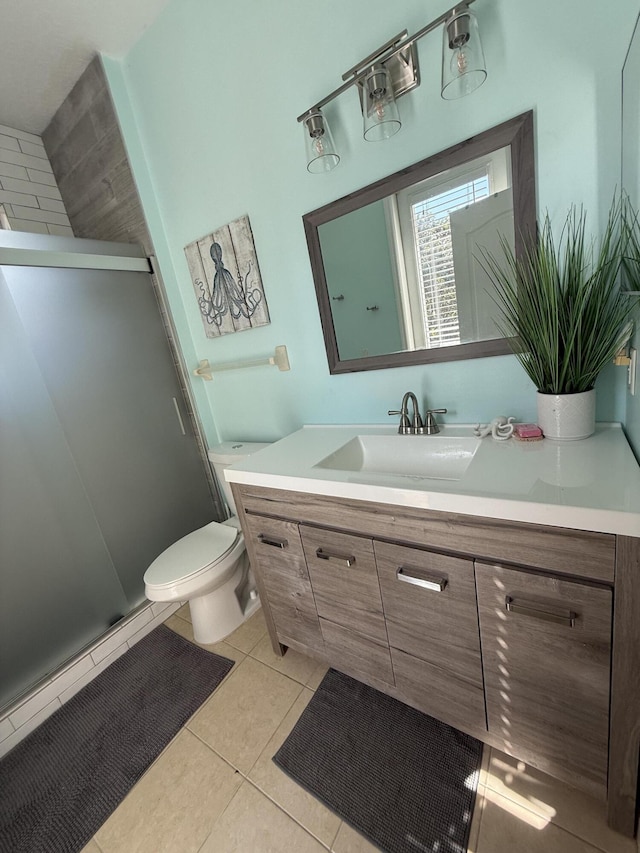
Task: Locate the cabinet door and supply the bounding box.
[476,562,611,798]
[300,526,394,685]
[243,514,323,650]
[375,542,486,733]
[300,526,387,643]
[319,618,394,685]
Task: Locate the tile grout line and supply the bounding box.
[230,675,340,850]
[114,649,247,795]
[90,836,105,853]
[468,783,485,853]
[553,827,625,853]
[478,782,624,853]
[244,775,334,851]
[184,724,248,777]
[184,667,305,778]
[327,819,343,852]
[190,775,331,853]
[240,651,318,694]
[188,677,340,849]
[167,618,451,850]
[224,630,269,656]
[171,612,324,692]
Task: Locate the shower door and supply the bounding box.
[0,234,216,709]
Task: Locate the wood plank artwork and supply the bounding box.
[184,215,270,337]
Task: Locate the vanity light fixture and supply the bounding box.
[297,0,487,172]
[441,6,487,100]
[302,108,341,174]
[362,65,402,142]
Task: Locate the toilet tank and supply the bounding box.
[208,441,271,516]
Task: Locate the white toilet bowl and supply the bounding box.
[144,441,269,644]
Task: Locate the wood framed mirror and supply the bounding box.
[303,111,536,374]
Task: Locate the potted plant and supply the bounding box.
[481,202,634,440]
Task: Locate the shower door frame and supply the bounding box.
[0,231,223,717]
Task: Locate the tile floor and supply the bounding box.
[81,606,637,853]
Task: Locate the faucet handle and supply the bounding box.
[388,409,412,434]
[424,408,447,435]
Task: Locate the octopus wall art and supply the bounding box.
[184,215,270,337]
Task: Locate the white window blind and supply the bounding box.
[410,174,490,347]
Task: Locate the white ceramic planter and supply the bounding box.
[537,389,596,441]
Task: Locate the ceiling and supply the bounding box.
[0,0,172,135]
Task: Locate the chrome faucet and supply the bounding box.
[388,392,424,435]
[388,392,448,435]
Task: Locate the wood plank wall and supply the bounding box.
[42,56,152,250]
[41,56,224,516]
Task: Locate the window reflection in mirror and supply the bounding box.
[304,112,535,374]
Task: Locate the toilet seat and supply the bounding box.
[144,520,238,591]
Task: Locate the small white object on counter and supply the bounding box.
[474,416,515,440]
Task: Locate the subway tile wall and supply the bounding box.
[0,600,181,759]
[0,123,72,236]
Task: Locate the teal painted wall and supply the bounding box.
[104,0,638,445]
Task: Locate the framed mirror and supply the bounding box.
[304,111,536,374]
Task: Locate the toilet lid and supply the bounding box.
[145,520,237,588]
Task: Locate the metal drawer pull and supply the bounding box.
[396,567,447,592]
[258,533,288,549]
[505,596,577,627]
[315,548,356,567]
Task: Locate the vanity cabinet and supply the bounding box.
[242,514,322,650]
[374,542,485,734]
[476,563,612,796]
[300,526,394,684]
[233,481,637,832]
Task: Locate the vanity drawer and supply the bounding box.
[476,562,612,798]
[243,514,323,650]
[319,618,394,685]
[375,542,483,691]
[301,526,387,644]
[391,648,486,736]
[235,485,615,583]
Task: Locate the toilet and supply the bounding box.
[144,441,270,644]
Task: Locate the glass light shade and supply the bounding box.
[362,66,401,142]
[441,8,487,100]
[303,109,340,173]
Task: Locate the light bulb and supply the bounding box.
[441,7,487,100]
[362,65,401,141]
[456,49,468,75]
[303,109,339,173]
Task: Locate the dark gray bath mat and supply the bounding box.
[0,623,233,853]
[274,668,482,853]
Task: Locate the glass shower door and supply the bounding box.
[0,271,131,707]
[0,242,216,709]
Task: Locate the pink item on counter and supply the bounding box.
[514,423,544,438]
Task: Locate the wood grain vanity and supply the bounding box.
[227,425,640,837]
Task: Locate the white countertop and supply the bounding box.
[225,424,640,537]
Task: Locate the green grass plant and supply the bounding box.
[481,202,634,394]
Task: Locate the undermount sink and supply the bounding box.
[315,431,482,481]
